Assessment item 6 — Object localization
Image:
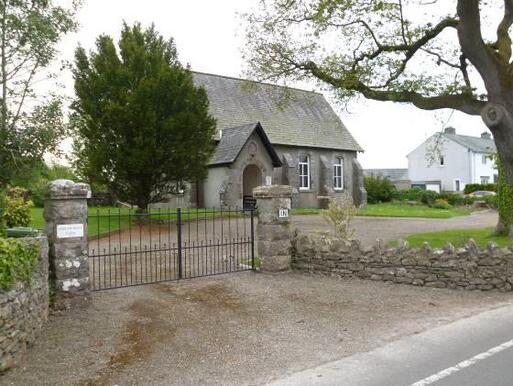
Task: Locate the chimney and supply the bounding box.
[444,127,456,135]
[481,131,491,139]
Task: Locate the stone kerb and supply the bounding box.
[44,180,91,308]
[292,231,513,292]
[254,185,293,272]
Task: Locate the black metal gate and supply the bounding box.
[87,207,255,291]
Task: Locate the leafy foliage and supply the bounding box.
[0,0,79,188]
[463,183,497,195]
[496,157,513,236]
[71,23,216,211]
[9,161,78,207]
[322,193,356,242]
[3,187,33,227]
[0,238,39,291]
[364,176,396,204]
[432,198,452,210]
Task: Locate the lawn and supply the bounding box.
[390,227,510,249]
[29,207,245,237]
[291,202,471,219]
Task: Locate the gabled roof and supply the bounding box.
[443,133,496,154]
[364,168,409,181]
[192,72,363,152]
[209,122,282,167]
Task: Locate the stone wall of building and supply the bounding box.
[292,232,513,291]
[0,236,49,372]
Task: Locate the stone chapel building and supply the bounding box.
[159,72,367,209]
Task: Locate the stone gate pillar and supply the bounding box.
[44,180,91,309]
[253,185,293,272]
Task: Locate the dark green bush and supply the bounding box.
[0,238,39,290]
[364,176,397,204]
[394,187,424,202]
[482,194,499,209]
[438,192,465,206]
[420,190,439,207]
[464,183,497,195]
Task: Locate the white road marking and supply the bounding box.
[411,338,513,386]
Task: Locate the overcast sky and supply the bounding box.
[55,0,493,168]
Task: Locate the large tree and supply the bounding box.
[244,0,513,236]
[0,0,78,187]
[72,23,216,212]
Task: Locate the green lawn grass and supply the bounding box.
[29,207,246,237]
[291,202,471,219]
[390,227,510,249]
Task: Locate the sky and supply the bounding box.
[54,0,493,169]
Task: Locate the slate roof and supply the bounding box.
[192,72,363,152]
[364,168,409,181]
[444,133,496,154]
[209,122,282,167]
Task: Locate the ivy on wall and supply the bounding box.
[0,239,39,291]
[496,157,513,236]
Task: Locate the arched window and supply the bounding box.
[333,157,344,190]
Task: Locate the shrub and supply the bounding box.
[483,194,499,209]
[0,192,6,237]
[322,193,356,243]
[0,238,39,290]
[3,187,33,227]
[364,176,397,204]
[432,198,452,210]
[420,190,439,207]
[394,187,424,202]
[464,183,497,195]
[438,192,465,207]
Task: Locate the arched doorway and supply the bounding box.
[243,164,262,197]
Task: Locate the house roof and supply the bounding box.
[364,168,409,181]
[192,72,363,152]
[443,133,496,154]
[209,122,282,167]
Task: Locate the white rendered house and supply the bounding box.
[407,127,497,193]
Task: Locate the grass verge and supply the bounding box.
[389,227,510,249]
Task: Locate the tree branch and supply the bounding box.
[302,60,485,115]
[457,0,504,99]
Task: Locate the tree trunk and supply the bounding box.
[481,103,513,238]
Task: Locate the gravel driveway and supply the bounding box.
[293,210,498,245]
[2,271,511,386]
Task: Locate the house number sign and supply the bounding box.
[57,224,84,239]
[278,208,289,218]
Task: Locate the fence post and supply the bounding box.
[44,180,91,309]
[253,185,293,272]
[177,208,183,279]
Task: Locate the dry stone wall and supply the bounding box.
[292,232,513,291]
[0,236,49,372]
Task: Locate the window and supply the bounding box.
[333,157,344,190]
[299,155,310,190]
[439,156,445,166]
[481,176,490,184]
[455,179,461,192]
[482,155,488,164]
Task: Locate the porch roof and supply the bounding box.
[209,122,282,167]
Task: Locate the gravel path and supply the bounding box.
[2,271,511,386]
[292,210,498,245]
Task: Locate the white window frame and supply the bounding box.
[299,155,310,190]
[333,157,344,191]
[439,156,445,167]
[482,155,488,165]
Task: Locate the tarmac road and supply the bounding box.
[269,303,513,386]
